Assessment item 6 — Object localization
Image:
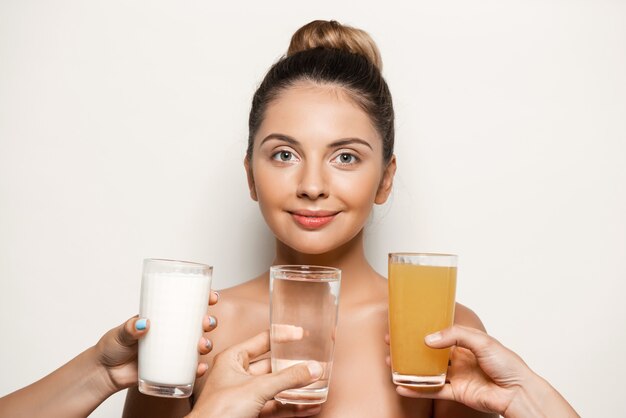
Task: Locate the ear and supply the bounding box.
[243,157,258,201]
[375,155,396,205]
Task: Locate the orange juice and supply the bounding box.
[388,260,456,386]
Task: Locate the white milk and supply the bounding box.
[138,271,211,385]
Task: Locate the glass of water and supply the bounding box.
[269,265,341,405]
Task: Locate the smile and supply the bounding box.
[289,210,339,229]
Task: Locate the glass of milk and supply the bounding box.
[138,258,212,398]
[269,265,341,404]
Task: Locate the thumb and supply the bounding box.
[115,316,149,347]
[424,325,502,357]
[256,361,323,402]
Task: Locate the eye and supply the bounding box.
[272,150,298,162]
[332,153,358,165]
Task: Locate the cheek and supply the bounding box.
[251,163,292,205]
[334,169,381,207]
[254,173,278,204]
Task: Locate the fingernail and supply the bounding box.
[135,318,147,331]
[307,361,323,379]
[214,291,220,302]
[425,331,442,344]
[204,338,212,350]
[208,316,217,328]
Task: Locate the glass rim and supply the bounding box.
[388,252,457,258]
[144,258,213,270]
[270,264,341,275]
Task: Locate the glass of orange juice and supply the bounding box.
[388,253,457,387]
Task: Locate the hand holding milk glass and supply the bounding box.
[138,259,212,398]
[388,253,457,387]
[269,265,341,405]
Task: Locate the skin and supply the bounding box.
[0,291,218,418]
[1,291,326,418]
[188,331,324,418]
[392,325,580,418]
[123,82,495,417]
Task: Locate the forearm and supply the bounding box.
[505,374,579,418]
[0,346,116,418]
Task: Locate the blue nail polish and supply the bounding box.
[135,318,147,330]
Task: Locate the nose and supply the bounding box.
[296,162,329,200]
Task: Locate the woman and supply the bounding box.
[124,20,493,417]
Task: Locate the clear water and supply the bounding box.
[270,275,340,404]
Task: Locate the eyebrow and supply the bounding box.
[260,134,373,150]
[330,138,373,150]
[260,134,299,147]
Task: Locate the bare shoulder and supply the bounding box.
[193,275,271,392]
[454,302,487,332]
[209,274,270,342]
[213,275,269,314]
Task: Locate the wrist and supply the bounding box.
[504,376,549,418]
[84,346,121,400]
[505,371,578,418]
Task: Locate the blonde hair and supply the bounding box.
[287,20,383,71]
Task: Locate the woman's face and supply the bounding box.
[246,83,395,255]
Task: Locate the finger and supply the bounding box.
[259,400,322,418]
[116,316,149,347]
[385,355,391,367]
[202,315,218,332]
[209,290,219,306]
[249,358,271,375]
[384,333,390,345]
[256,361,322,402]
[229,330,271,361]
[396,384,455,401]
[198,337,213,355]
[196,362,209,378]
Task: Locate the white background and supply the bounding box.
[1,1,625,416]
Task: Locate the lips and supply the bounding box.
[290,210,339,229]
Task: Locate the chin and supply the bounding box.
[287,240,337,256]
[280,230,359,257]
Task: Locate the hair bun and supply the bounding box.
[287,20,383,70]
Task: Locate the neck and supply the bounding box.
[272,230,385,305]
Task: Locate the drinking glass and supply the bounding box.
[388,253,457,387]
[269,265,341,404]
[138,258,212,398]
